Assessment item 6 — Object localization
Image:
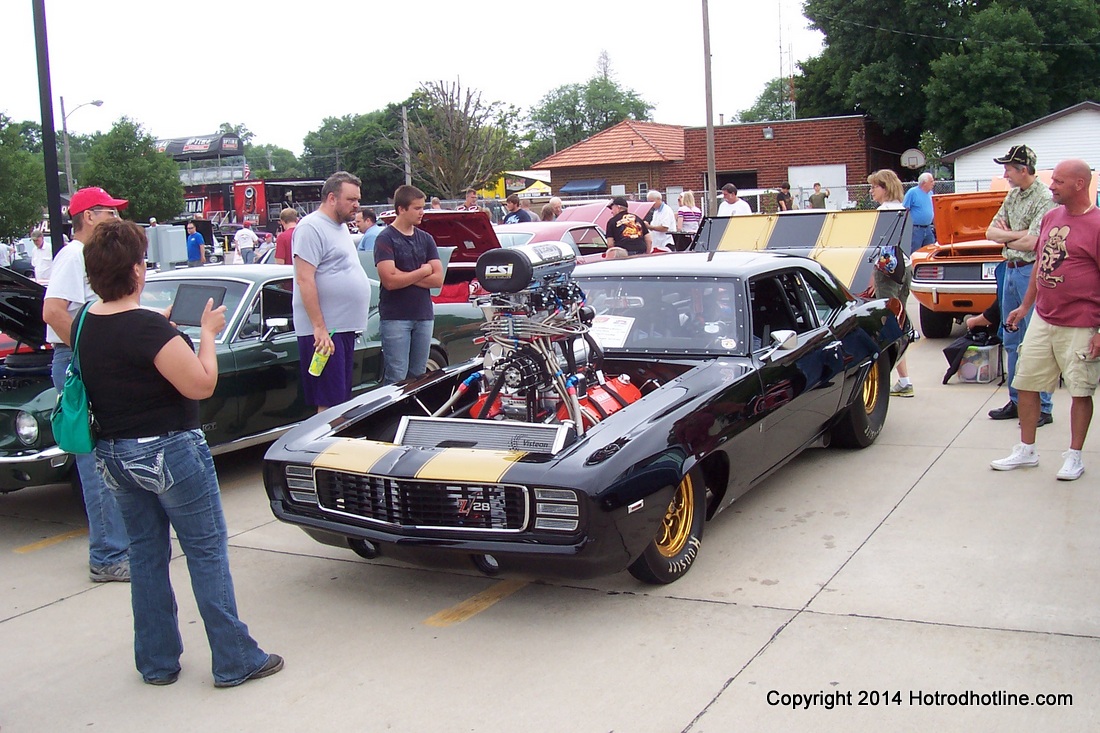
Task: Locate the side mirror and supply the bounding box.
[761,329,798,362]
[261,316,290,341]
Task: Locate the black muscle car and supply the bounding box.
[263,248,908,584]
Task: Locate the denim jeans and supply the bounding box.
[380,319,433,385]
[51,345,129,568]
[240,248,255,264]
[96,430,268,685]
[1000,263,1054,413]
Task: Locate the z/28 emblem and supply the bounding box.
[456,499,492,517]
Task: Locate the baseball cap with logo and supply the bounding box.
[993,144,1037,169]
[68,187,129,217]
[607,196,629,209]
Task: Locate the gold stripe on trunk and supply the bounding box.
[810,211,879,288]
[716,216,779,252]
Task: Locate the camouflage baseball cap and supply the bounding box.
[993,144,1037,168]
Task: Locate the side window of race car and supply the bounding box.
[799,273,842,325]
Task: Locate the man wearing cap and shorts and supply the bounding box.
[991,159,1100,481]
[292,171,372,411]
[985,144,1057,425]
[903,172,936,252]
[605,197,652,256]
[42,187,131,582]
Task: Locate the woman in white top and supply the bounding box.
[676,190,703,234]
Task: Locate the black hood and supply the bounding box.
[0,267,47,348]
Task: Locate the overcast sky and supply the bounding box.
[6,0,823,157]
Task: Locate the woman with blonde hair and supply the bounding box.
[676,190,702,234]
[867,168,914,397]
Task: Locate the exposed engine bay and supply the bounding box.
[429,242,643,436]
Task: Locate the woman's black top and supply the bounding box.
[75,308,200,439]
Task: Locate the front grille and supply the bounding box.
[315,469,529,532]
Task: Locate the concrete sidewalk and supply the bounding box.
[1,319,1097,732]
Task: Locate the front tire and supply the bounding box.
[919,305,954,339]
[831,352,890,449]
[628,469,705,584]
[425,346,448,373]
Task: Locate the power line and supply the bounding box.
[812,12,1100,48]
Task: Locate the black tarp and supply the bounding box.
[155,133,243,161]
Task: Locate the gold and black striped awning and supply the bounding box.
[689,210,910,293]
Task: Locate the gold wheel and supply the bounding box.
[862,360,880,415]
[656,474,696,558]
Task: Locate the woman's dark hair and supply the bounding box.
[85,219,147,302]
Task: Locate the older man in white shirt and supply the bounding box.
[717,184,752,216]
[645,190,676,252]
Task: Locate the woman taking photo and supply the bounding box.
[867,168,914,398]
[78,219,282,688]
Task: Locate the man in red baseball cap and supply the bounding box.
[43,186,132,583]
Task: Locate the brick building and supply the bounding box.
[538,116,907,210]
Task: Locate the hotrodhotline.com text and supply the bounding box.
[767,689,1073,710]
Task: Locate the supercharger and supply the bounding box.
[434,242,641,435]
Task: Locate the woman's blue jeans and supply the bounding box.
[96,429,268,685]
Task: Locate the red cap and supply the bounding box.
[69,187,129,217]
[243,221,252,227]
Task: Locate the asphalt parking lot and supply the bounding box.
[2,316,1099,733]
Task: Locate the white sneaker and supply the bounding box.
[991,443,1039,471]
[1057,451,1085,481]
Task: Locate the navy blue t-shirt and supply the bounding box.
[373,226,440,321]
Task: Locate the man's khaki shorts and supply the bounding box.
[1013,313,1100,397]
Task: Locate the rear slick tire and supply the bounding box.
[831,352,890,449]
[627,469,705,584]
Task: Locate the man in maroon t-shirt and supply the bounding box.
[274,207,298,265]
[992,159,1100,480]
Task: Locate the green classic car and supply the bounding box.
[0,262,482,497]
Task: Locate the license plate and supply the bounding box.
[981,262,998,280]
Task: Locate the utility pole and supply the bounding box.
[32,0,65,256]
[702,0,718,217]
[402,105,412,186]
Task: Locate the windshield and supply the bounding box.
[575,276,745,355]
[140,278,250,343]
[495,231,535,249]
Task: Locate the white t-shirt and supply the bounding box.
[718,199,752,217]
[647,202,676,251]
[290,210,371,337]
[43,239,97,344]
[31,243,53,282]
[234,227,259,251]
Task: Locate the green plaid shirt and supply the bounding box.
[992,179,1056,263]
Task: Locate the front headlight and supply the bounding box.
[15,411,40,445]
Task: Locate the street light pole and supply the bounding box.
[61,96,103,197]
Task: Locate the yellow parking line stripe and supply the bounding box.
[15,528,88,554]
[423,578,529,627]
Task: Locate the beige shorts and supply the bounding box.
[1012,313,1100,397]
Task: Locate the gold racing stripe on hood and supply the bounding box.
[809,211,880,292]
[416,449,528,483]
[313,439,395,474]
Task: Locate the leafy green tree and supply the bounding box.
[526,53,652,163]
[217,121,255,147]
[0,114,46,240]
[801,0,1100,150]
[301,108,407,202]
[249,143,303,178]
[81,117,184,223]
[737,77,796,122]
[925,1,1100,151]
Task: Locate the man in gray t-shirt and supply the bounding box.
[291,171,372,409]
